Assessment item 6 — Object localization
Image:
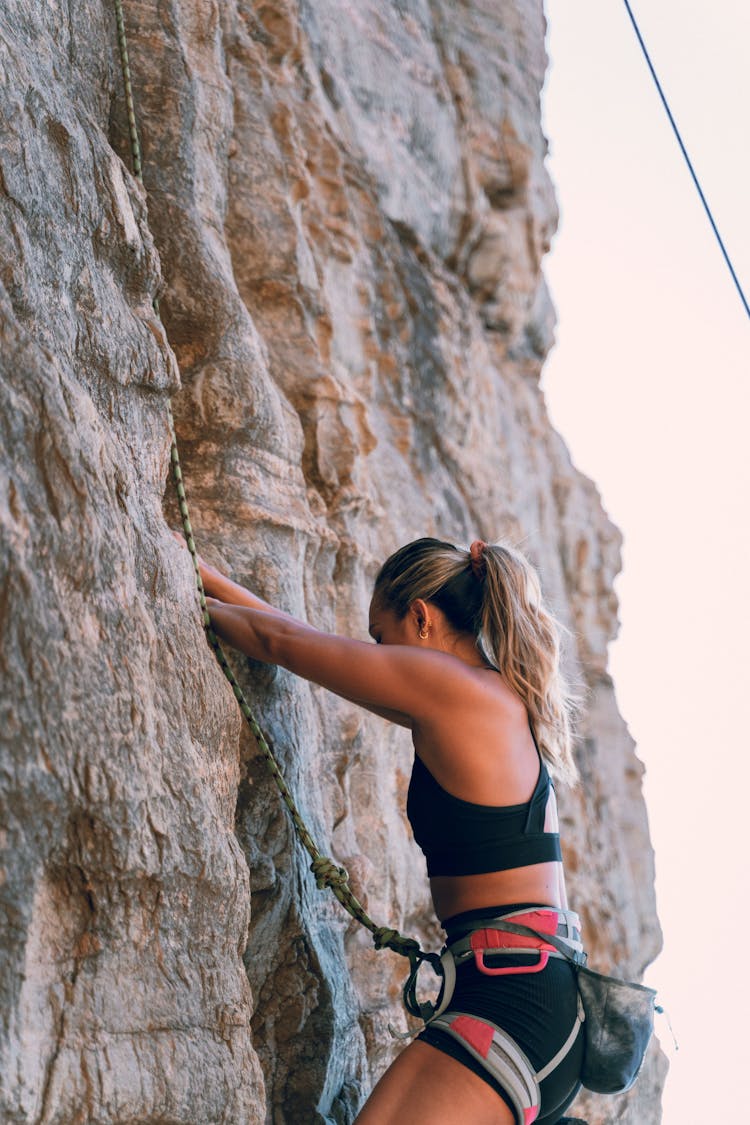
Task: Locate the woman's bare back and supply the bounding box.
[409,666,568,921]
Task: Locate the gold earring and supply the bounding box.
[419,625,430,639]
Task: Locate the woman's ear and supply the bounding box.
[409,598,430,631]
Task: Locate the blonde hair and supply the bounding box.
[373,537,583,785]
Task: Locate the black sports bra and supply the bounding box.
[406,719,562,877]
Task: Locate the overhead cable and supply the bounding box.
[622,0,749,321]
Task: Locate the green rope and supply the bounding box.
[112,0,423,968]
[112,0,139,176]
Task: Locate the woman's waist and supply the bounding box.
[430,862,566,927]
[441,900,582,944]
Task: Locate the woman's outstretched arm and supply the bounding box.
[174,533,412,723]
[208,597,413,726]
[205,600,462,722]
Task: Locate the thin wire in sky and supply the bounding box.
[622,0,750,322]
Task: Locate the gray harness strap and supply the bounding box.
[430,997,584,1125]
[537,992,585,1082]
[429,1010,541,1124]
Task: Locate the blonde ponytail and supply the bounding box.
[373,537,583,785]
[478,544,582,785]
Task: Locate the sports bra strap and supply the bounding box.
[528,716,542,760]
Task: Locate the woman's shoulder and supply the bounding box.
[411,677,537,802]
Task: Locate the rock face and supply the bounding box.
[0,1,665,1122]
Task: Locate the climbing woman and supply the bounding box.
[182,533,586,1125]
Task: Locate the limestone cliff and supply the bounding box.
[0,1,665,1121]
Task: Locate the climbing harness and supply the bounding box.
[398,902,657,1121]
[396,905,583,1029]
[401,907,586,1125]
[111,0,425,975]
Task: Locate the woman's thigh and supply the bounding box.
[354,1039,515,1125]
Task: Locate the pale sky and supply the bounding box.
[540,2,749,1122]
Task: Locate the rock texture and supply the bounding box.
[0,1,666,1122]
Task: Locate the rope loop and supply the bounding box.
[310,856,350,891]
[401,947,446,1022]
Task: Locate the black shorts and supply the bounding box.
[417,902,584,1125]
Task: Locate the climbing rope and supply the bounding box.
[112,0,423,970]
[622,0,749,321]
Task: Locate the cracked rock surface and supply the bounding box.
[0,1,665,1121]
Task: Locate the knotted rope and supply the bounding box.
[112,0,424,970]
